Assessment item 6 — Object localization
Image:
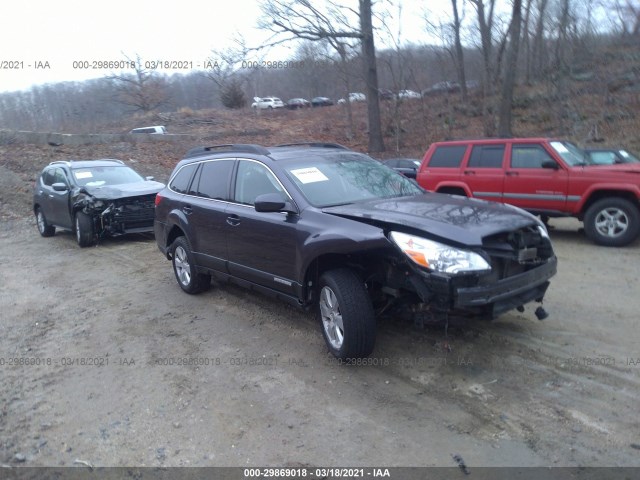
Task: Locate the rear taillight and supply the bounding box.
[154,193,163,206]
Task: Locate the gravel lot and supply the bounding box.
[1,144,639,472]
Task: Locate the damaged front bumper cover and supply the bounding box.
[454,257,557,313]
[93,201,155,236]
[407,256,558,319]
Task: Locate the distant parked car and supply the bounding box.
[33,159,164,247]
[422,81,461,96]
[397,90,421,99]
[251,97,285,109]
[337,92,366,104]
[311,96,334,107]
[382,158,422,179]
[286,98,311,109]
[585,148,640,165]
[379,88,395,100]
[465,80,480,90]
[130,125,166,134]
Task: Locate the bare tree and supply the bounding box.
[611,0,640,36]
[469,0,499,136]
[451,0,469,102]
[521,0,534,84]
[108,55,169,114]
[531,0,550,79]
[498,0,523,136]
[260,0,385,152]
[206,45,248,109]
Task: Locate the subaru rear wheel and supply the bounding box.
[35,208,55,237]
[171,236,210,294]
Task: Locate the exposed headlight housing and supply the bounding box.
[390,231,491,274]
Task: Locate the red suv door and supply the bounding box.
[502,142,569,213]
[462,143,506,202]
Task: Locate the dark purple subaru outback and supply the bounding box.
[155,143,557,359]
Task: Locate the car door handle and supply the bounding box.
[182,205,193,215]
[463,170,476,175]
[505,171,519,176]
[226,214,241,226]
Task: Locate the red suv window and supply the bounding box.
[511,144,555,168]
[468,145,505,168]
[428,145,467,167]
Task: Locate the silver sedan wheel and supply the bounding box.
[75,216,81,243]
[173,245,192,287]
[37,210,46,233]
[594,207,629,238]
[319,286,344,350]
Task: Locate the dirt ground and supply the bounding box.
[0,141,639,471]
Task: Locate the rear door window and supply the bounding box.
[468,145,505,168]
[193,160,234,200]
[428,145,467,167]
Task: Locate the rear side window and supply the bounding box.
[468,145,505,168]
[428,145,467,167]
[169,163,198,194]
[511,144,555,168]
[192,160,234,200]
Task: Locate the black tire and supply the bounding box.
[75,211,95,247]
[171,236,210,294]
[35,207,55,237]
[317,269,376,359]
[584,198,640,247]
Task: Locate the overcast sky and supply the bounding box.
[0,0,444,94]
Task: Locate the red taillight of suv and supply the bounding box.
[154,192,164,207]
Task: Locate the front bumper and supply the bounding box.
[454,256,557,317]
[404,255,557,318]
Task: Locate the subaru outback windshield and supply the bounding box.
[284,153,423,207]
[72,166,145,187]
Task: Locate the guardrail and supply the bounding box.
[0,130,197,146]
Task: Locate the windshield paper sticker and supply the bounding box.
[75,171,93,179]
[291,167,329,184]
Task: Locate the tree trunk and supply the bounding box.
[498,0,522,137]
[451,0,468,102]
[532,0,549,78]
[472,0,497,136]
[360,0,385,153]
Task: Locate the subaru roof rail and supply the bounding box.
[48,159,125,166]
[273,142,349,150]
[184,144,271,158]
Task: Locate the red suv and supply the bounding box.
[417,138,640,246]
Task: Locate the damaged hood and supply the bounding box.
[322,193,540,246]
[83,181,165,200]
